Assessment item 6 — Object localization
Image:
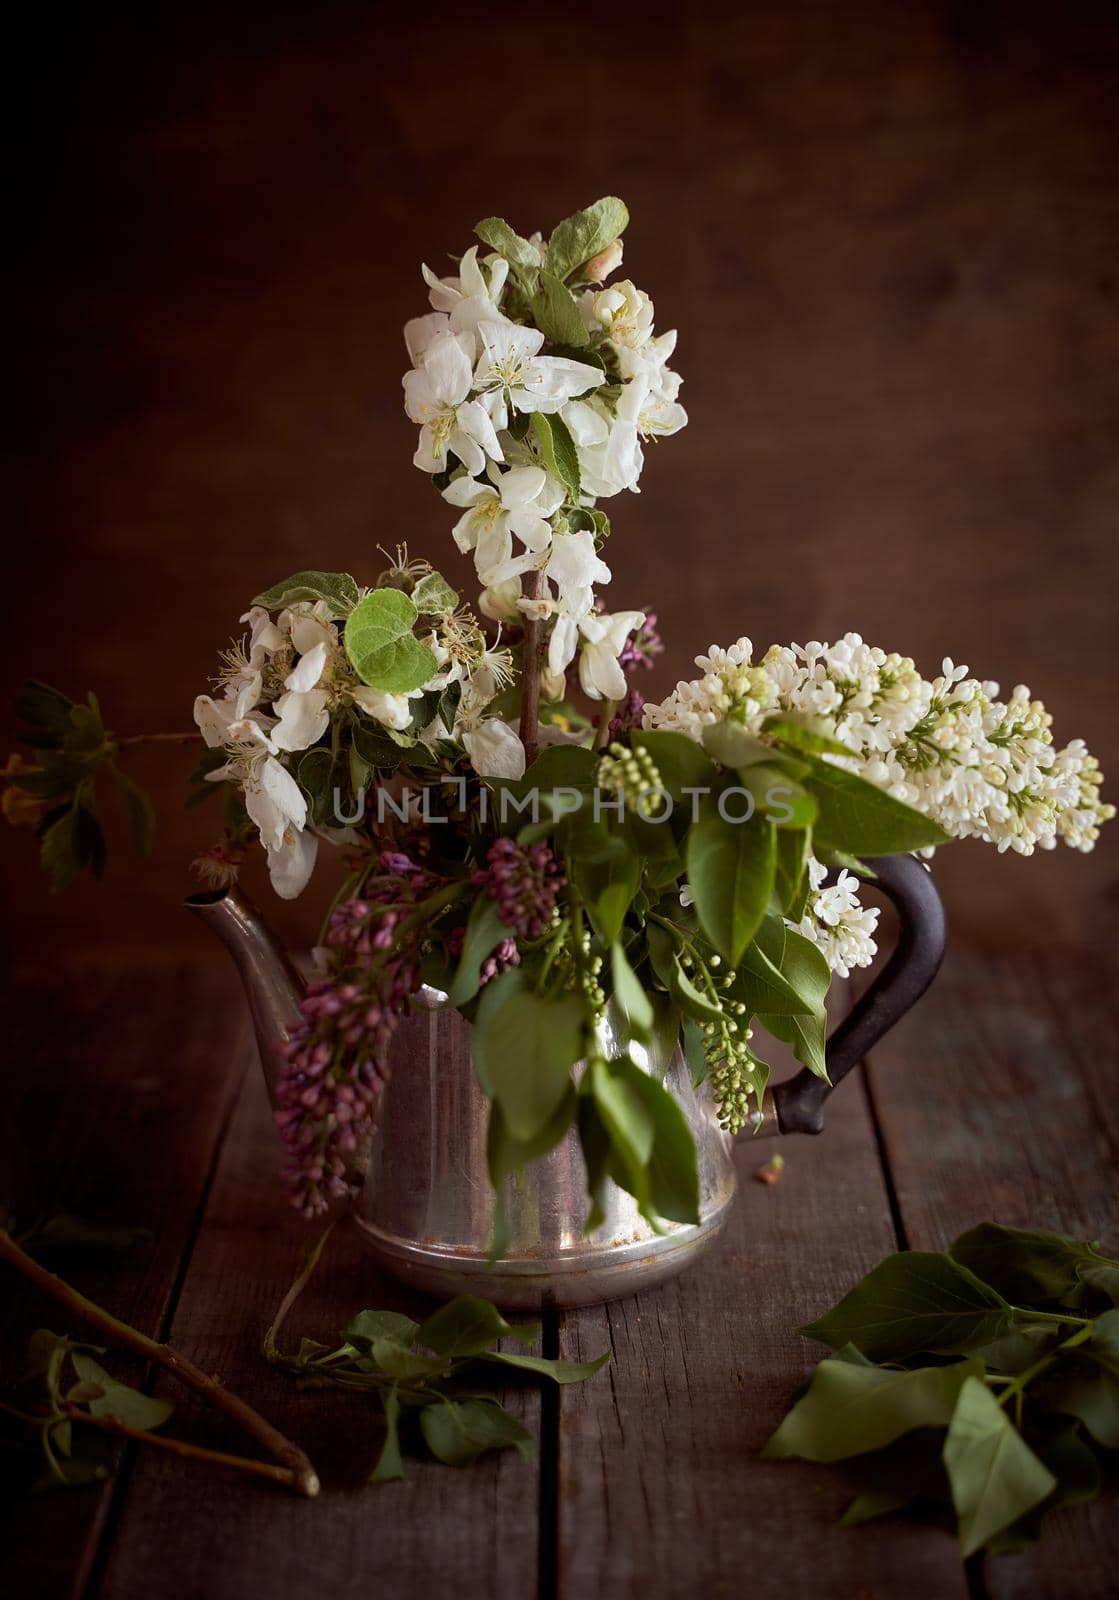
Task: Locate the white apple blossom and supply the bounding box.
[403,330,504,476]
[422,246,510,351]
[349,685,414,732]
[271,641,331,753]
[581,280,654,350]
[461,718,526,780]
[548,605,645,701]
[472,321,604,429]
[545,530,612,616]
[577,373,648,497]
[443,464,565,586]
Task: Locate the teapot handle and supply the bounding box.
[763,854,947,1137]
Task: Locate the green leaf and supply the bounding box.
[732,932,816,1016]
[591,1055,701,1225]
[631,729,719,804]
[1078,1264,1119,1308]
[647,922,723,1024]
[40,796,106,893]
[700,720,777,770]
[420,1398,534,1467]
[344,1310,419,1350]
[838,1428,951,1525]
[486,1090,579,1258]
[738,764,817,830]
[411,571,460,616]
[950,1222,1119,1307]
[530,410,582,499]
[369,1385,404,1483]
[762,713,858,758]
[351,717,405,772]
[368,1337,450,1380]
[473,216,541,274]
[416,1295,536,1359]
[984,1421,1102,1552]
[799,1251,1014,1362]
[591,1056,654,1172]
[70,1353,173,1432]
[476,990,585,1141]
[763,1355,983,1463]
[768,921,831,1010]
[252,570,360,616]
[797,750,949,855]
[297,747,351,828]
[573,837,641,945]
[611,939,653,1042]
[344,589,438,693]
[547,196,630,283]
[532,270,589,348]
[1041,1309,1119,1448]
[109,765,156,858]
[685,799,775,965]
[15,681,77,749]
[943,1376,1056,1557]
[514,743,599,797]
[478,1348,611,1384]
[446,897,508,1007]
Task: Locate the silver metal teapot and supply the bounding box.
[189,855,945,1309]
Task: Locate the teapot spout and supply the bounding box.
[187,887,304,1103]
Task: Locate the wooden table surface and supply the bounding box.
[2,949,1116,1600]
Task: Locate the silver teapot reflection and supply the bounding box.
[189,855,944,1309]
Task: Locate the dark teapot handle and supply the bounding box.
[767,854,947,1136]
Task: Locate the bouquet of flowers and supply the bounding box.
[7,198,1112,1231]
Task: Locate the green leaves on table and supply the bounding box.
[12,1330,174,1493]
[799,1251,1014,1361]
[273,1292,609,1484]
[8,681,157,891]
[766,1222,1119,1559]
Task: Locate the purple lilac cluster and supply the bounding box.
[619,608,663,673]
[273,851,431,1218]
[473,837,564,940]
[607,687,646,739]
[447,923,522,985]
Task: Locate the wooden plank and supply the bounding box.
[554,1047,971,1600]
[864,950,1119,1600]
[97,1044,541,1600]
[0,960,249,1600]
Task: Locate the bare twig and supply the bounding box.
[519,569,544,767]
[0,1230,319,1497]
[115,732,204,747]
[60,1406,309,1491]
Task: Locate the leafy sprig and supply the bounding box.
[5,681,158,891]
[765,1223,1119,1557]
[264,1274,609,1482]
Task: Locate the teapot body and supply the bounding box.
[355,988,738,1308]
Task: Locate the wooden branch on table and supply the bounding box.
[0,1230,319,1497]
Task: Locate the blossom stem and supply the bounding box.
[115,732,204,746]
[261,1219,338,1365]
[0,1229,320,1497]
[519,569,544,767]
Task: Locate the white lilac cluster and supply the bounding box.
[647,633,1113,972]
[402,226,686,705]
[193,597,518,899]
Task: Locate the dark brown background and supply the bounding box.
[6,0,1118,972]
